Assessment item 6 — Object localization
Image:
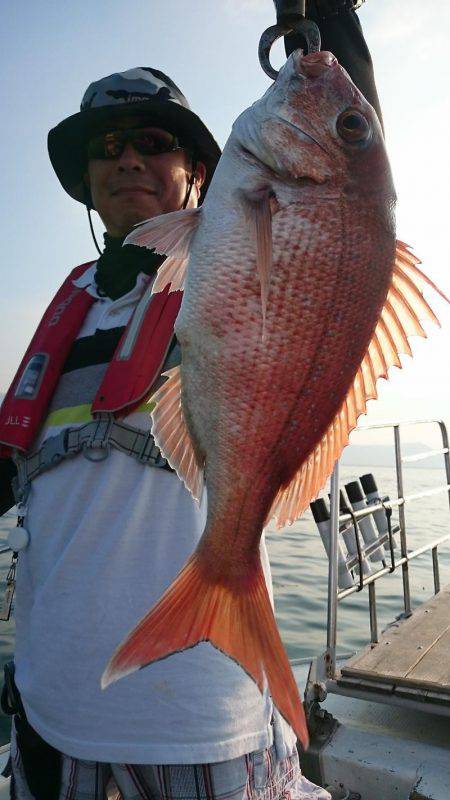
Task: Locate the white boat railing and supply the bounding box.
[323,418,450,681]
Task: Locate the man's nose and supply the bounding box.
[116,141,146,171]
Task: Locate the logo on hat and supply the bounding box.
[81,69,183,112]
[105,86,173,104]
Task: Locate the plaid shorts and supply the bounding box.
[9,725,331,800]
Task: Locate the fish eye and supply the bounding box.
[336,109,371,143]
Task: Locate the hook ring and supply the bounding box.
[258,19,321,80]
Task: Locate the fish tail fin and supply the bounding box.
[101,552,309,750]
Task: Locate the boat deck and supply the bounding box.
[338,583,450,709]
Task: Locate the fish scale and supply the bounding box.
[102,49,447,748]
[180,202,390,497]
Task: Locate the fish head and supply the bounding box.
[230,49,395,205]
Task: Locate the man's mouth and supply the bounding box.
[111,186,157,196]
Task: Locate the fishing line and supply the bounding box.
[182,155,198,209]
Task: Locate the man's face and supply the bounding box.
[85,116,206,237]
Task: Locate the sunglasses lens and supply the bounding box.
[87,128,180,160]
[87,131,124,159]
[132,129,179,154]
[104,131,125,157]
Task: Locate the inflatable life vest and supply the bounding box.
[0,262,182,456]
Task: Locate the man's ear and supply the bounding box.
[82,170,95,210]
[194,161,207,190]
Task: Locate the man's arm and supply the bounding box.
[0,458,17,515]
[285,1,383,127]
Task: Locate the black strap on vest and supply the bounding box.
[0,459,17,517]
[1,661,62,800]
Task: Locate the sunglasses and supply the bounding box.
[87,127,186,160]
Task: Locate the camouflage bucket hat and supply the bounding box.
[48,67,222,206]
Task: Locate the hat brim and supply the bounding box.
[48,101,221,206]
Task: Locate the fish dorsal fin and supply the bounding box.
[267,241,448,528]
[125,207,202,293]
[150,365,204,502]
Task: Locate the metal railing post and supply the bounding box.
[326,461,340,678]
[394,425,412,617]
[438,421,450,512]
[369,581,378,644]
[432,547,441,594]
[368,582,378,643]
[431,420,449,595]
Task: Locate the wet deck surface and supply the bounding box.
[339,583,450,697]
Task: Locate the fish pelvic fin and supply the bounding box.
[150,365,204,502]
[268,241,448,529]
[101,552,309,750]
[124,207,202,293]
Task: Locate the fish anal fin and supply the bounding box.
[267,241,447,528]
[125,208,202,293]
[151,366,204,501]
[102,553,309,750]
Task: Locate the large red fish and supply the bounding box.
[102,50,446,747]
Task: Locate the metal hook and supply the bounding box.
[258,17,321,80]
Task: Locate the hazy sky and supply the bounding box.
[1,1,449,445]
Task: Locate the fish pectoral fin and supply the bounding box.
[125,207,202,293]
[150,365,204,502]
[268,241,448,529]
[101,552,309,750]
[247,193,273,336]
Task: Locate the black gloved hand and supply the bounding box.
[284,0,383,127]
[306,1,365,18]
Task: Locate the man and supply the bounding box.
[0,3,377,798]
[0,65,331,800]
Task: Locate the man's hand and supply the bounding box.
[306,0,365,18]
[283,0,383,127]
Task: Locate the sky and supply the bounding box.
[1,0,449,447]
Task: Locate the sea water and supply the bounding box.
[0,463,448,745]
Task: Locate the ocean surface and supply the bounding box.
[0,461,449,746]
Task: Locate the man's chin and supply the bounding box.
[111,206,163,237]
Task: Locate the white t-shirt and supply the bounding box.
[14,268,296,764]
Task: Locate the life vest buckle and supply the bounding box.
[82,440,111,462]
[81,417,112,462]
[40,428,70,466]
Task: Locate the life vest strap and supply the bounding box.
[13,417,170,502]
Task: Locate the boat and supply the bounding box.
[0,418,449,799]
[299,418,450,800]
